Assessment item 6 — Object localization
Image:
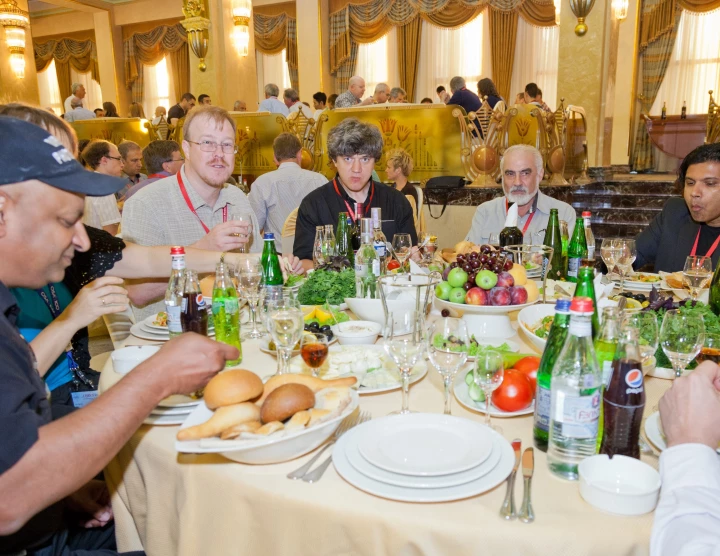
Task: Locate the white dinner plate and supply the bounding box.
[143,314,217,333]
[150,406,193,416]
[355,414,494,476]
[346,432,502,488]
[143,413,187,426]
[645,411,720,453]
[156,394,201,408]
[130,322,170,342]
[333,424,514,503]
[453,371,535,417]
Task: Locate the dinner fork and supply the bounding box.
[301,411,372,483]
[287,411,364,480]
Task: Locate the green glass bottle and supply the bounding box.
[594,307,621,452]
[260,232,284,293]
[533,298,572,452]
[575,263,600,338]
[566,217,588,283]
[335,212,354,265]
[709,260,720,316]
[543,208,565,280]
[212,262,242,366]
[560,220,570,276]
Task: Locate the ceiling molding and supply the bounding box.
[30,7,74,16]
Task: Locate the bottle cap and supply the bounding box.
[263,232,275,240]
[570,297,594,313]
[170,246,185,255]
[582,211,591,217]
[360,218,373,235]
[555,298,571,312]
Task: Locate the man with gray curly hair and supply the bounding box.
[293,118,417,268]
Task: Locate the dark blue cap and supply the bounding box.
[0,117,126,196]
[555,298,571,312]
[263,233,275,240]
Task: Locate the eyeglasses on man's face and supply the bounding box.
[186,140,237,154]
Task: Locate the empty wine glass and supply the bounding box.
[236,258,264,339]
[683,255,713,302]
[474,350,504,430]
[235,212,255,253]
[660,310,705,378]
[614,239,636,294]
[383,310,426,415]
[418,232,437,267]
[622,311,658,366]
[301,332,329,377]
[266,301,304,375]
[427,318,469,415]
[488,232,500,247]
[391,233,412,273]
[600,238,620,276]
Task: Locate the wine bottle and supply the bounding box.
[661,102,667,120]
[499,202,523,262]
[543,208,565,280]
[566,217,588,283]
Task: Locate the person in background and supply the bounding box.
[103,101,119,118]
[283,88,314,119]
[420,98,433,104]
[477,78,503,109]
[650,360,720,555]
[81,140,123,235]
[635,143,720,272]
[466,144,575,245]
[233,100,247,112]
[436,85,450,104]
[124,140,184,201]
[389,87,407,103]
[372,83,390,104]
[198,94,212,105]
[258,83,289,115]
[385,148,418,208]
[64,97,96,123]
[94,108,105,117]
[168,93,196,125]
[129,102,145,118]
[312,92,327,120]
[327,94,338,110]
[515,92,526,104]
[152,106,167,125]
[447,76,481,115]
[118,140,148,196]
[63,82,86,113]
[334,76,374,108]
[524,83,551,112]
[77,139,90,166]
[249,133,327,254]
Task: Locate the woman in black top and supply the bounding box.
[477,78,504,109]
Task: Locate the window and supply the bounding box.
[256,48,291,107]
[509,18,560,108]
[37,59,63,115]
[355,28,400,98]
[70,68,103,113]
[143,56,174,119]
[651,10,720,115]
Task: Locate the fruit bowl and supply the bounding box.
[434,296,539,339]
[434,296,539,316]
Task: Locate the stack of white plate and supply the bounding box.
[130,314,215,342]
[525,264,542,280]
[146,394,201,426]
[332,413,514,502]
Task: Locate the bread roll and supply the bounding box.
[285,410,311,431]
[308,408,331,426]
[314,387,351,413]
[260,383,315,423]
[177,402,260,441]
[220,420,262,440]
[204,369,263,409]
[256,421,284,435]
[257,374,357,404]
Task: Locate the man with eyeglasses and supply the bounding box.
[123,140,184,201]
[465,144,575,245]
[80,140,123,236]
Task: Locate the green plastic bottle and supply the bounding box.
[260,233,284,294]
[566,217,588,283]
[575,264,600,338]
[594,307,621,452]
[212,262,242,366]
[543,208,565,280]
[335,212,354,265]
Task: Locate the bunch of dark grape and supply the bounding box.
[448,245,514,291]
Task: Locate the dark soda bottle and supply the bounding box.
[180,269,208,335]
[600,327,645,459]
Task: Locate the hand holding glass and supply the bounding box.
[427,318,469,415]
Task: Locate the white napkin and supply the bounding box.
[505,201,519,228]
[594,273,615,300]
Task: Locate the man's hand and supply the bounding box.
[409,245,422,262]
[65,480,113,529]
[359,97,374,106]
[659,361,720,449]
[65,277,129,329]
[191,220,252,252]
[281,255,305,281]
[138,333,239,398]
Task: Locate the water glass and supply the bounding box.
[660,310,705,378]
[604,238,636,293]
[622,311,658,364]
[391,233,412,273]
[427,318,469,415]
[418,232,437,267]
[383,310,426,415]
[474,350,504,430]
[683,255,713,302]
[236,258,264,339]
[301,332,329,377]
[323,224,336,259]
[313,226,326,269]
[236,212,254,253]
[266,301,304,375]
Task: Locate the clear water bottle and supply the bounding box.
[312,226,326,269]
[164,246,186,338]
[547,297,602,480]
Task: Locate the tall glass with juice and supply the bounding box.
[212,262,242,366]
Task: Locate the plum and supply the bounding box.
[509,286,528,305]
[496,271,515,288]
[442,265,453,281]
[489,286,511,306]
[465,287,489,306]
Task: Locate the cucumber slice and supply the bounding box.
[468,381,485,402]
[465,370,473,386]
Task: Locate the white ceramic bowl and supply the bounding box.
[517,304,556,352]
[111,345,160,374]
[434,296,538,316]
[331,320,382,345]
[578,454,661,516]
[344,298,419,330]
[176,390,360,464]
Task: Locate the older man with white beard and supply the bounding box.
[466,144,576,245]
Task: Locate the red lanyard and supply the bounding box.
[505,199,536,235]
[148,172,168,180]
[177,171,227,234]
[333,178,374,222]
[690,226,720,258]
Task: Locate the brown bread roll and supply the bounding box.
[204,369,263,409]
[260,383,315,424]
[257,374,357,404]
[177,402,260,441]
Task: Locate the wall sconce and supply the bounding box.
[181,0,211,71]
[569,0,596,36]
[612,0,628,20]
[231,0,251,57]
[0,0,29,79]
[554,0,561,25]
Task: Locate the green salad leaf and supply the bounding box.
[432,334,511,357]
[297,268,356,306]
[284,274,305,287]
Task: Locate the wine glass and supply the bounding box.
[266,301,304,375]
[622,312,658,366]
[235,212,255,254]
[488,232,500,247]
[236,258,264,339]
[391,233,412,273]
[683,255,713,302]
[383,310,426,415]
[427,318,469,415]
[474,350,504,430]
[614,239,636,294]
[417,232,437,267]
[301,332,329,377]
[660,310,705,378]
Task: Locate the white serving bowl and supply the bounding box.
[331,320,382,345]
[344,298,418,330]
[517,304,556,353]
[111,345,160,374]
[578,454,661,516]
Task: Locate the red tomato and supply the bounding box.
[512,356,540,392]
[387,260,401,270]
[492,369,533,412]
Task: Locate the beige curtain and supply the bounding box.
[34,37,100,99]
[287,17,299,90]
[253,11,298,89]
[397,17,422,103]
[489,9,518,102]
[54,60,72,105]
[166,46,190,104]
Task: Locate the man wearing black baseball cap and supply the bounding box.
[0,118,238,554]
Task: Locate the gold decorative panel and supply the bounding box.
[70,118,152,148]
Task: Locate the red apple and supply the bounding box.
[465,287,489,306]
[509,286,528,305]
[489,286,511,306]
[496,271,515,288]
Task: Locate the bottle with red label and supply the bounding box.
[600,326,645,459]
[180,269,208,336]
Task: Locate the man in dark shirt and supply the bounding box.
[447,76,481,115]
[167,93,196,125]
[636,143,720,272]
[293,118,417,268]
[0,117,237,554]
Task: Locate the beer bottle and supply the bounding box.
[335,212,354,265]
[499,202,523,262]
[180,269,208,335]
[212,262,242,366]
[566,217,588,283]
[543,208,565,280]
[165,246,186,338]
[261,233,284,294]
[575,263,600,337]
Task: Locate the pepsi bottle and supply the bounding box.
[599,327,645,459]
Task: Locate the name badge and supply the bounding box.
[71,390,99,408]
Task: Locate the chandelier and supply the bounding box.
[231,0,251,57]
[0,0,29,78]
[612,0,628,20]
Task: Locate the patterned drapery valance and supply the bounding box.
[34,38,100,83]
[254,12,299,90]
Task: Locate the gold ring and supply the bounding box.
[102,297,106,306]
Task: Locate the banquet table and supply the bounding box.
[99,309,669,556]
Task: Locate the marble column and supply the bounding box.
[0,0,39,105]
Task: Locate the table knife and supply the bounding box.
[519,447,535,523]
[500,439,521,520]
